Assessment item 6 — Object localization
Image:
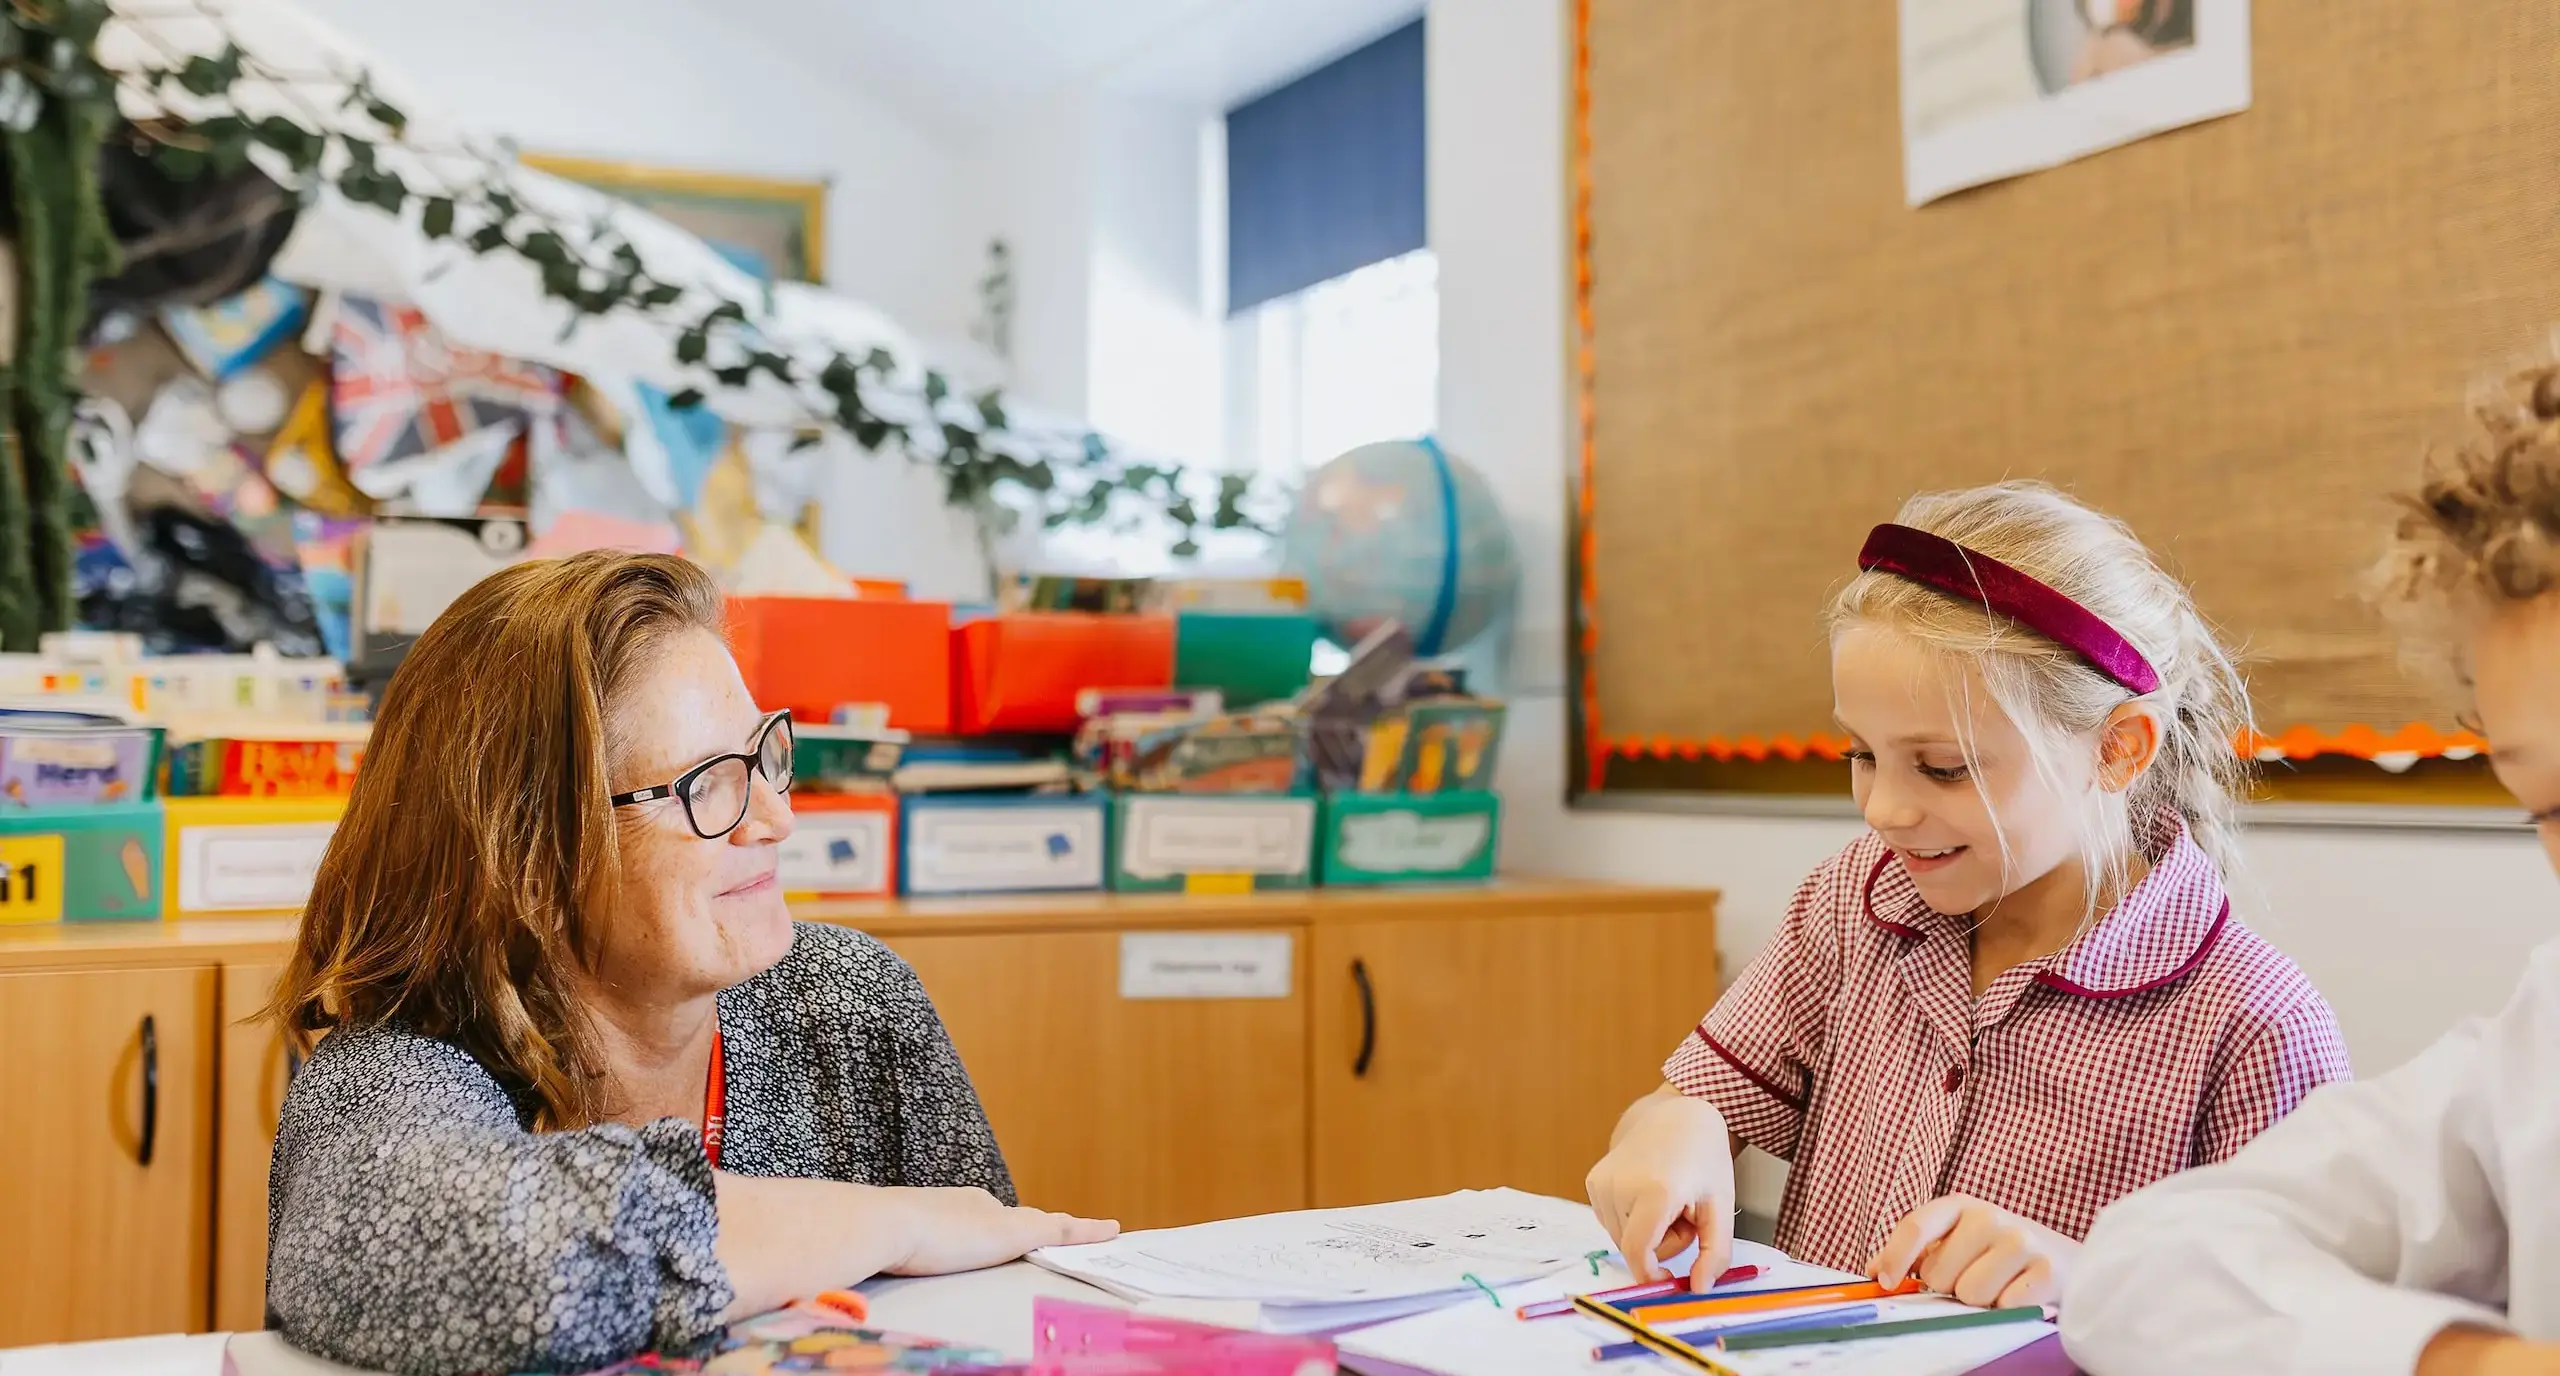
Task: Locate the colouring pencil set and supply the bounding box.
[1567,1276,2046,1372]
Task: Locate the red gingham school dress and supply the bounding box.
[1666,815,2352,1274]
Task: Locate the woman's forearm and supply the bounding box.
[713,1172,915,1318]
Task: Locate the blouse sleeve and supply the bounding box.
[2191,988,2355,1166]
[1663,853,1851,1161]
[264,1028,733,1376]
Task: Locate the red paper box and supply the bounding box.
[952,613,1176,735]
[727,595,952,733]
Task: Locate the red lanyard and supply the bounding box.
[702,1025,726,1170]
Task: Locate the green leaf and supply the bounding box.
[367,168,409,211]
[819,356,860,396]
[519,231,569,267]
[975,393,1008,430]
[51,0,111,46]
[712,365,752,387]
[923,371,949,406]
[674,329,709,366]
[540,261,581,297]
[155,145,209,180]
[790,432,824,452]
[862,347,895,373]
[854,419,890,450]
[667,389,706,410]
[364,98,407,135]
[639,282,685,309]
[704,300,749,325]
[343,138,378,172]
[1171,538,1201,559]
[749,351,793,381]
[484,190,519,219]
[421,197,457,240]
[177,53,234,98]
[468,223,510,254]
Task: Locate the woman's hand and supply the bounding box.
[880,1186,1119,1276]
[1868,1195,2073,1308]
[1586,1086,1738,1289]
[714,1174,1116,1318]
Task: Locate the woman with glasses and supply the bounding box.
[259,552,1114,1376]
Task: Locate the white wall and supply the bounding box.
[1425,0,2559,1216]
[304,0,973,346]
[303,0,1010,598]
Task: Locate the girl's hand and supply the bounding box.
[1585,1087,1738,1289]
[883,1186,1118,1276]
[1869,1195,2074,1308]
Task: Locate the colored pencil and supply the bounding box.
[1592,1304,1881,1361]
[1718,1305,2046,1352]
[1515,1263,1764,1320]
[1615,1277,1922,1326]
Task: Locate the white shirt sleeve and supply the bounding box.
[2061,943,2560,1376]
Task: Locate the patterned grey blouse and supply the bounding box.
[264,922,1014,1376]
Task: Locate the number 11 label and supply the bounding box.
[0,834,65,925]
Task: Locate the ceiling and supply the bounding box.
[685,0,1425,141]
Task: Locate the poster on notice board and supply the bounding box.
[1899,0,2249,205]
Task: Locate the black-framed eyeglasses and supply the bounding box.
[610,710,794,840]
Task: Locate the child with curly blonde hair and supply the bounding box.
[2068,358,2560,1376]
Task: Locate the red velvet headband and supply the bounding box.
[1856,524,2162,696]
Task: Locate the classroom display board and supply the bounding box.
[1570,3,2560,800]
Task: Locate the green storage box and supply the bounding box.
[1319,790,1501,886]
[0,802,167,924]
[1174,611,1318,707]
[1107,792,1317,893]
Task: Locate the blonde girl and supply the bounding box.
[1587,481,2349,1308]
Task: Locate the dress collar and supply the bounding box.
[1861,812,2230,998]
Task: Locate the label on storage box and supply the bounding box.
[1119,797,1314,880]
[0,833,65,924]
[907,806,1105,893]
[777,810,892,895]
[1337,811,1494,874]
[179,822,335,911]
[1118,932,1294,999]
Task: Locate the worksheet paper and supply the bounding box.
[1033,1190,1606,1304]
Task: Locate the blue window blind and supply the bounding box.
[1225,17,1425,315]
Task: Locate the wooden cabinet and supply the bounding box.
[889,928,1309,1230]
[0,965,216,1347]
[0,882,1718,1346]
[213,963,290,1333]
[1308,903,1720,1208]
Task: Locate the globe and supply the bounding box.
[1279,438,1522,657]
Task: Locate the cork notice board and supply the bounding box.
[1571,2,2560,803]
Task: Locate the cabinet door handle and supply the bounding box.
[1351,959,1377,1079]
[137,1013,158,1168]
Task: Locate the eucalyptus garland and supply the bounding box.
[0,0,1273,647]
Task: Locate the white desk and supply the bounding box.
[207,1263,1123,1375]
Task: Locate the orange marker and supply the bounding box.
[1605,1277,1921,1327]
[810,1289,869,1322]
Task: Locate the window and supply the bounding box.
[1228,248,1439,478]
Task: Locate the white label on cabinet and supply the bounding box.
[777,810,892,894]
[907,806,1105,893]
[1119,932,1295,1000]
[1338,811,1494,874]
[1119,796,1315,879]
[179,822,336,911]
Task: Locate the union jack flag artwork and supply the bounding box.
[329,296,563,477]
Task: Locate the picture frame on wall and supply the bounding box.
[519,152,830,285]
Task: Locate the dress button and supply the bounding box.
[1944,1065,1965,1093]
